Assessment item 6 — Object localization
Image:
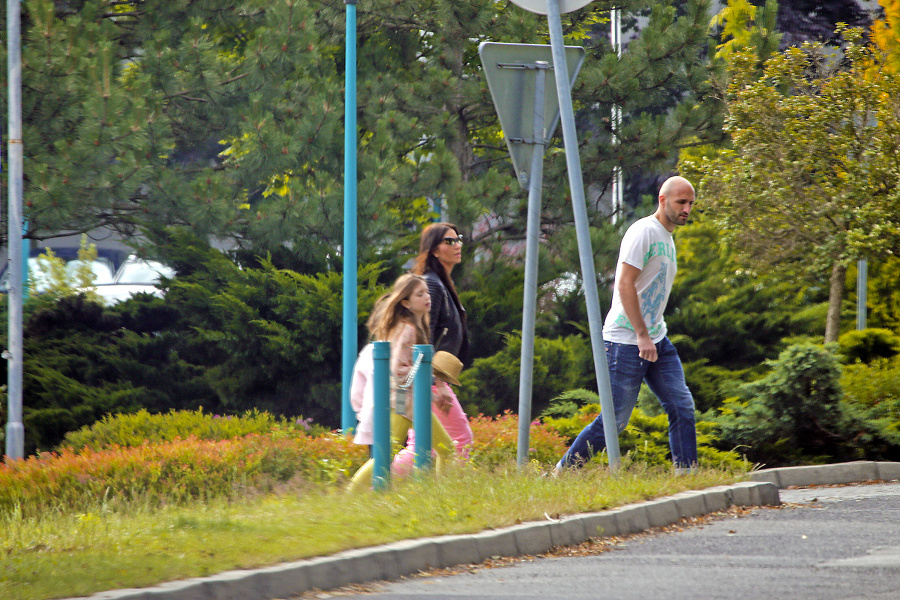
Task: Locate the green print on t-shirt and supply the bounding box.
[643,241,676,266]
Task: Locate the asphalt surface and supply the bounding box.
[322,481,900,600]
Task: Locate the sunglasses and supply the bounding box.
[442,236,464,247]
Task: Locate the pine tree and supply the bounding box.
[1,0,728,276]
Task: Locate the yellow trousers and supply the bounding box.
[348,412,454,493]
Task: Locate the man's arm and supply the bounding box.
[617,263,657,362]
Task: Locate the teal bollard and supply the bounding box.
[371,341,391,491]
[412,345,434,471]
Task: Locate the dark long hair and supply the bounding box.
[412,222,466,324]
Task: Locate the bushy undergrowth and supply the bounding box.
[710,343,900,466]
[2,409,577,517]
[61,408,327,451]
[540,394,747,469]
[1,429,368,517]
[467,411,569,468]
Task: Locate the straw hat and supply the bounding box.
[432,351,462,386]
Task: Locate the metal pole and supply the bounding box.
[610,6,623,223]
[857,259,867,330]
[6,0,25,461]
[546,0,620,468]
[516,61,549,467]
[341,0,359,433]
[371,341,391,491]
[412,344,433,471]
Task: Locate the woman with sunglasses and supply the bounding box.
[392,223,474,475]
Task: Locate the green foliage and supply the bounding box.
[29,236,105,305]
[710,0,781,63]
[0,431,369,518]
[839,356,900,460]
[681,359,748,414]
[667,221,827,370]
[862,256,900,331]
[538,389,600,420]
[60,408,322,452]
[540,397,746,470]
[156,241,386,426]
[17,294,214,454]
[693,26,900,342]
[467,411,568,469]
[7,234,390,453]
[458,334,591,418]
[712,343,855,466]
[837,328,900,364]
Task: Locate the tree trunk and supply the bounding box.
[825,261,846,343]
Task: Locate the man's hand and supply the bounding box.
[637,332,658,362]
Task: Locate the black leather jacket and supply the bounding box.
[424,270,469,365]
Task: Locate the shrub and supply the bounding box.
[0,431,369,517]
[837,328,900,364]
[840,356,900,460]
[712,343,854,466]
[538,388,599,420]
[60,408,323,451]
[458,334,591,417]
[467,411,568,468]
[541,394,745,469]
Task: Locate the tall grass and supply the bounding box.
[1,461,750,600]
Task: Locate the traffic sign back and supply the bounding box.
[479,42,585,188]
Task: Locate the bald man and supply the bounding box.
[556,176,698,473]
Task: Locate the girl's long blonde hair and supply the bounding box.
[367,274,430,344]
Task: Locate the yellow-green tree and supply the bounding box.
[872,0,900,72]
[693,27,900,343]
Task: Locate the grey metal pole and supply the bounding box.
[857,259,867,330]
[6,0,25,460]
[546,0,620,468]
[610,6,623,223]
[371,341,391,491]
[516,61,549,467]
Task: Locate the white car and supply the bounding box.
[1,256,116,294]
[95,257,175,305]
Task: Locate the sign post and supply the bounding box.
[496,0,621,469]
[480,42,584,467]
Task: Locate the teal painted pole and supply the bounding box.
[412,345,433,471]
[857,259,867,330]
[371,341,391,491]
[341,0,359,433]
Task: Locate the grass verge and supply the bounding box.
[1,461,750,600]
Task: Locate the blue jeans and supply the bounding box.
[559,337,697,469]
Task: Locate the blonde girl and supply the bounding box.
[347,274,455,492]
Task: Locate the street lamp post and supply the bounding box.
[341,0,359,434]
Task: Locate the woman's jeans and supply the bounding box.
[558,337,697,469]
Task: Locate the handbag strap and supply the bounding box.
[397,351,424,390]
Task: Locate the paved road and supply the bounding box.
[323,482,900,600]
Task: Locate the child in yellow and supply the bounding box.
[347,274,454,492]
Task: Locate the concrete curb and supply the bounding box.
[71,462,900,600]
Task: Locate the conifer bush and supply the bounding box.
[60,408,311,451]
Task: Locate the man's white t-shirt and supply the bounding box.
[602,215,676,345]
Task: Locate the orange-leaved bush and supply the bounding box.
[468,410,568,468]
[0,432,368,517]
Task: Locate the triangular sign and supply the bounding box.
[479,42,585,189]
